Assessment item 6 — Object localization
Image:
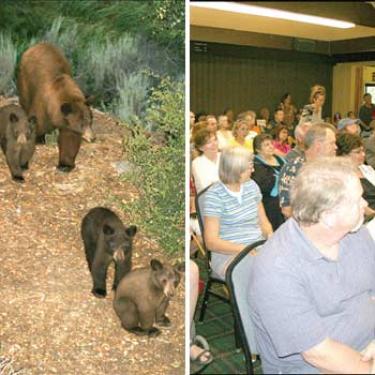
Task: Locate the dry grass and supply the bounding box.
[0,98,185,375]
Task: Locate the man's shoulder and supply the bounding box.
[280,156,305,176]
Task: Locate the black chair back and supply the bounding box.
[226,240,266,375]
[195,183,214,267]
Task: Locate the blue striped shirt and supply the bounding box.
[203,180,263,278]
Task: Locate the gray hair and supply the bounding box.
[294,121,312,141]
[304,122,336,150]
[219,146,253,184]
[291,157,358,225]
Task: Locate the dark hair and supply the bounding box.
[192,127,216,154]
[273,125,289,141]
[253,134,273,154]
[336,133,363,156]
[274,108,284,115]
[280,93,290,104]
[364,93,371,99]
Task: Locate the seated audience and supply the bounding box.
[229,119,253,152]
[223,108,235,128]
[279,122,337,218]
[252,134,286,230]
[216,114,234,151]
[337,117,361,135]
[191,128,220,194]
[347,110,356,119]
[272,125,291,158]
[249,157,375,374]
[269,108,285,131]
[206,114,218,134]
[237,110,260,138]
[336,133,375,219]
[285,119,312,163]
[279,92,297,130]
[202,146,273,280]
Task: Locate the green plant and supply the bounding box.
[122,77,184,254]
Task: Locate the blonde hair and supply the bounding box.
[291,157,358,225]
[309,84,326,103]
[219,146,253,184]
[232,119,248,138]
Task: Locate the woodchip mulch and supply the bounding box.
[0,98,185,375]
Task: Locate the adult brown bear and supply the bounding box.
[17,42,95,172]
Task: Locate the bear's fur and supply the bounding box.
[113,259,183,337]
[0,104,36,182]
[17,42,95,172]
[81,207,137,298]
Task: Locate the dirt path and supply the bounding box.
[0,103,185,375]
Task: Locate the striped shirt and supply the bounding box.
[203,180,263,278]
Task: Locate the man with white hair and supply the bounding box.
[279,122,337,218]
[249,157,375,374]
[285,119,312,163]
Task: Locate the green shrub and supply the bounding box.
[122,77,184,254]
[114,71,150,124]
[0,34,17,96]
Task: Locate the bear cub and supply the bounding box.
[81,207,137,298]
[0,104,36,182]
[113,259,183,337]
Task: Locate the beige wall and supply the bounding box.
[364,66,375,84]
[332,61,375,117]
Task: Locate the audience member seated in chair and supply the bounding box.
[279,122,337,218]
[191,127,220,194]
[272,125,291,158]
[202,146,273,281]
[252,134,286,231]
[229,119,254,152]
[249,157,375,374]
[336,133,375,220]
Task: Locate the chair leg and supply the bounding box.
[198,278,212,322]
[234,318,241,349]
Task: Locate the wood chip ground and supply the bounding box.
[0,98,185,375]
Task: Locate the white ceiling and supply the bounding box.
[190,3,375,42]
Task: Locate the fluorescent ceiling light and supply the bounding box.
[190,2,355,29]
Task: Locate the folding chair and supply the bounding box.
[195,184,230,322]
[226,240,266,375]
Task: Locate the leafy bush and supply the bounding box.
[122,77,184,254]
[0,34,17,96]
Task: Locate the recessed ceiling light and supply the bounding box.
[190,2,355,29]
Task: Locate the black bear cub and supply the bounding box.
[0,104,36,182]
[113,259,183,337]
[81,207,137,298]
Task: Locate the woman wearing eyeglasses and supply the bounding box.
[336,133,375,220]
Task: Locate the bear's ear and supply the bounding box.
[103,224,115,235]
[61,103,73,116]
[150,259,163,271]
[125,225,137,237]
[9,113,18,123]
